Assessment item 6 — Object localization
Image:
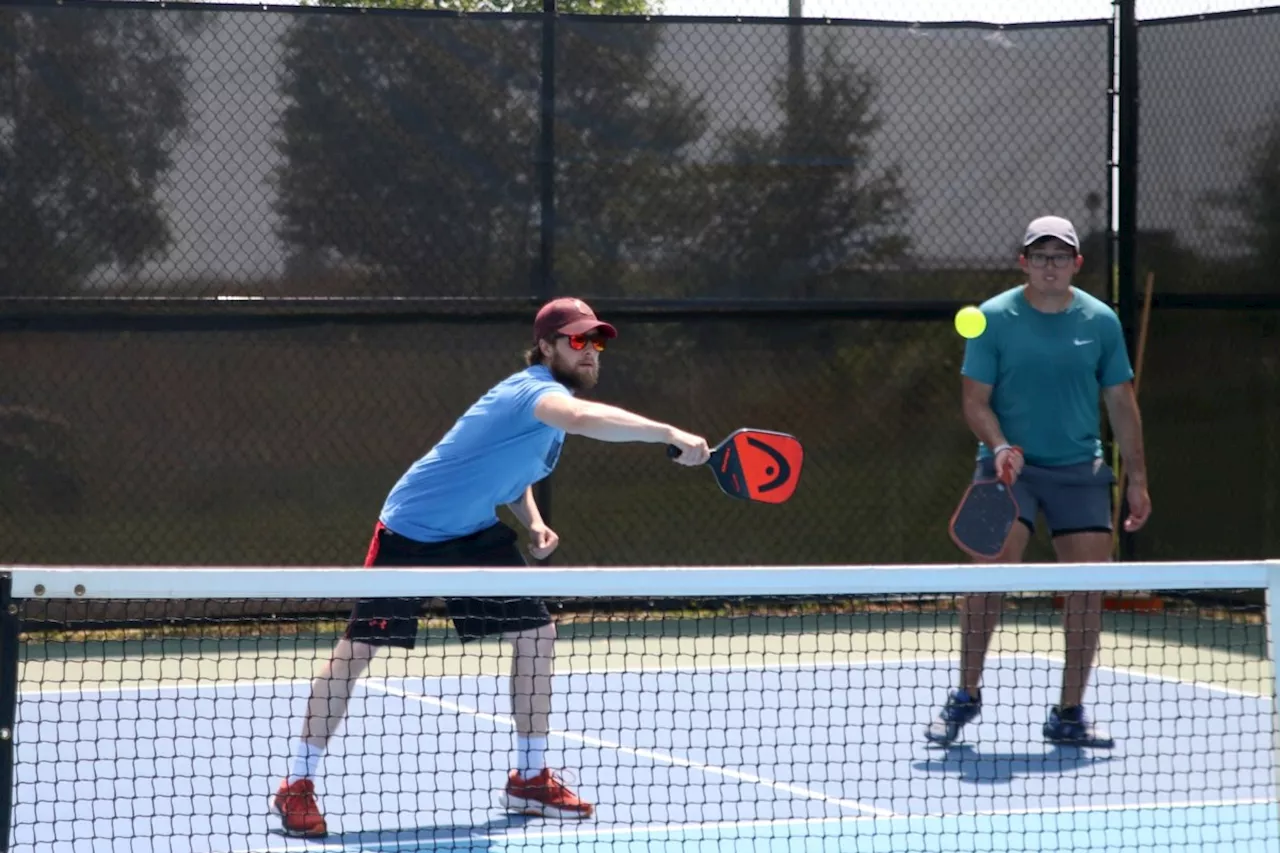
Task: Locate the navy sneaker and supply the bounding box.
[924,688,981,746]
[1043,705,1115,748]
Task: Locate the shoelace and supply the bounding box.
[541,768,579,793]
[284,780,320,807]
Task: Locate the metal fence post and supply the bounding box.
[1116,0,1139,562]
[536,0,558,559]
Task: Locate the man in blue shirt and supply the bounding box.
[272,297,711,837]
[925,216,1152,749]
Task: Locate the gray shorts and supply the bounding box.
[974,457,1115,537]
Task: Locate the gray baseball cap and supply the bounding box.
[1023,215,1080,249]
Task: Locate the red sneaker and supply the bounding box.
[271,778,328,838]
[499,769,594,820]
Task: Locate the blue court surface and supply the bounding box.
[12,653,1280,853]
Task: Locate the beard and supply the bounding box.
[548,354,598,391]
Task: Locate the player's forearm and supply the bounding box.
[555,399,677,444]
[1107,390,1148,484]
[962,400,1009,453]
[506,486,544,529]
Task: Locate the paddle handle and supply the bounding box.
[667,444,714,466]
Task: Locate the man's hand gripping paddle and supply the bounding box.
[668,428,803,505]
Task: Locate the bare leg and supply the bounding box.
[957,521,1032,694]
[925,522,1033,745]
[300,637,379,748]
[959,593,1005,693]
[498,620,594,818]
[275,638,379,838]
[506,621,557,738]
[1051,531,1112,709]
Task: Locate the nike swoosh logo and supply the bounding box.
[1073,339,1093,345]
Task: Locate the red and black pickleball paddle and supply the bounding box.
[668,428,804,505]
[948,449,1022,560]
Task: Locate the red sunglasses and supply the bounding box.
[562,334,607,352]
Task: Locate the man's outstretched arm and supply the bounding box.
[534,394,710,464]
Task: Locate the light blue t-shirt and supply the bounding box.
[960,286,1134,468]
[379,365,571,542]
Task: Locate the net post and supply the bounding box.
[1269,563,1280,827]
[0,573,18,853]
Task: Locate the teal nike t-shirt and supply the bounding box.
[379,365,571,543]
[960,286,1134,467]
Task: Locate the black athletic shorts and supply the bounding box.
[344,521,553,648]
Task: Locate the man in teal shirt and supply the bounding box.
[925,215,1152,748]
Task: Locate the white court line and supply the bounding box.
[15,652,982,697]
[19,649,1271,700]
[18,651,1270,711]
[1027,652,1272,701]
[15,653,1276,852]
[17,675,318,698]
[228,795,1280,853]
[368,679,901,820]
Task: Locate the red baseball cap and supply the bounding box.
[533,297,618,342]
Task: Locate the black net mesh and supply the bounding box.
[7,575,1277,851]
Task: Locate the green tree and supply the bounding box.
[1214,104,1280,291]
[0,8,195,295]
[274,0,700,296]
[549,18,709,294]
[683,39,910,299]
[273,11,541,294]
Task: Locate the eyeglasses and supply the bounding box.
[1026,253,1077,269]
[562,334,607,352]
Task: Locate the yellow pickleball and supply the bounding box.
[954,305,987,339]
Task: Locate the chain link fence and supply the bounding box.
[0,0,1276,570]
[1135,9,1280,560]
[0,317,974,568]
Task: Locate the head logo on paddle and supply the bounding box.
[668,428,803,504]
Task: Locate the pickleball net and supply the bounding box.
[2,560,1279,852]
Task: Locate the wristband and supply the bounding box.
[992,443,1012,456]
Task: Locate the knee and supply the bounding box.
[511,621,557,655]
[338,638,376,659]
[328,639,376,674]
[528,621,557,652]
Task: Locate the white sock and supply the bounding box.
[516,735,547,779]
[289,740,325,783]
